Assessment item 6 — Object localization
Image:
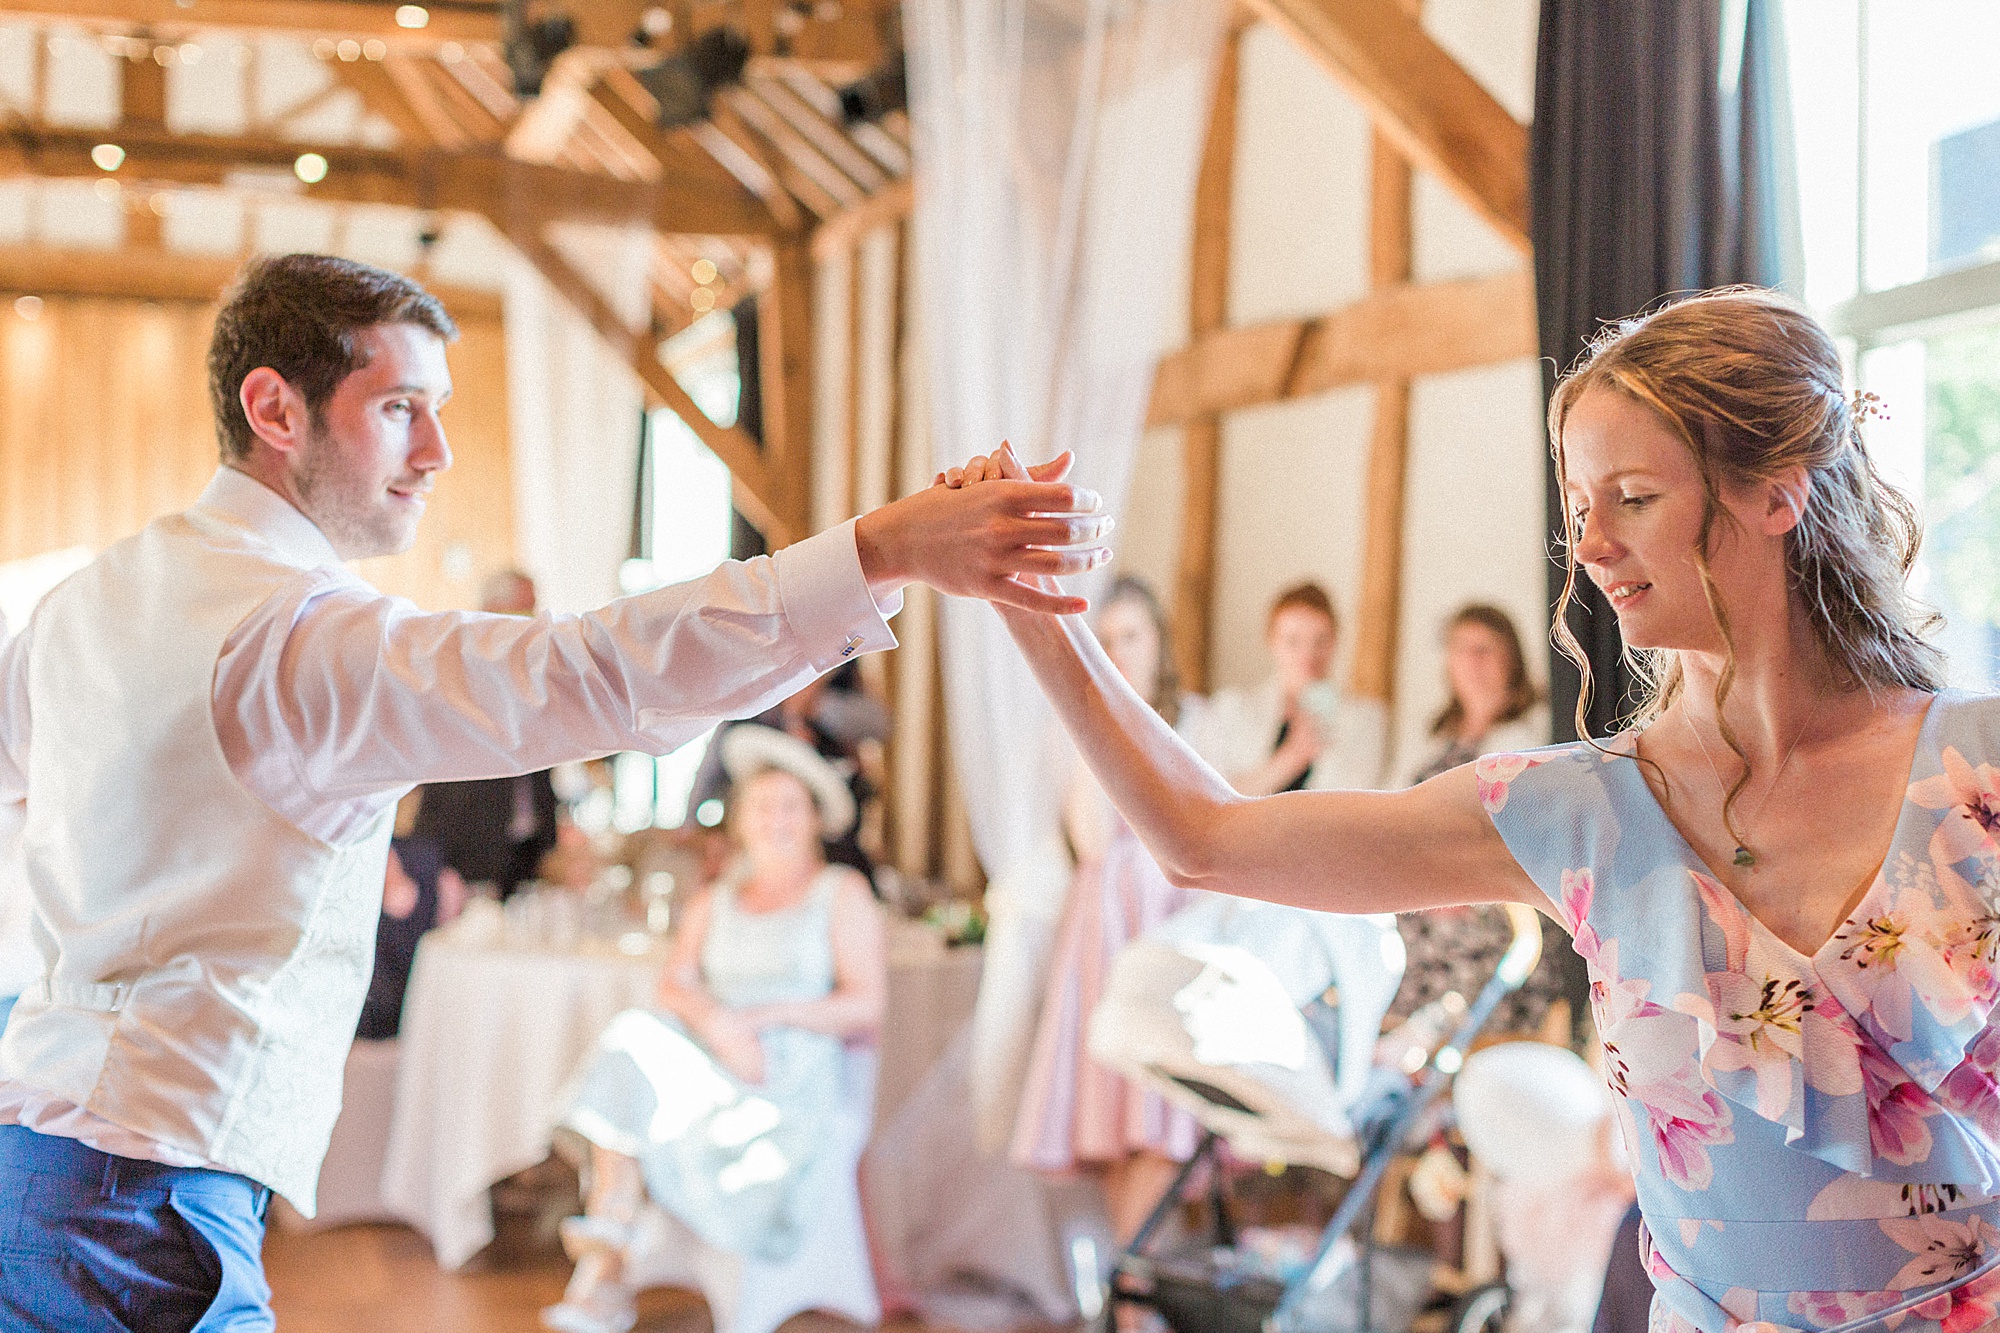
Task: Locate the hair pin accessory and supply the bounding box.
[1850,389,1891,424]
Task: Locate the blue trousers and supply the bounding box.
[0,1124,273,1331]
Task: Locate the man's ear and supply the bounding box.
[239,367,312,459]
[1762,466,1812,537]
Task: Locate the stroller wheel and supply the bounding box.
[1443,1281,1510,1333]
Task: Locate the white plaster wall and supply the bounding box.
[1113,0,1548,782]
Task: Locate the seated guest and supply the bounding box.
[685,660,891,885]
[355,836,465,1041]
[1386,604,1567,1040]
[543,725,886,1333]
[411,569,560,900]
[1187,581,1388,795]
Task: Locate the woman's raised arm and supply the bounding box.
[952,444,1544,917]
[996,598,1541,916]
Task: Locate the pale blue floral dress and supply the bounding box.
[1479,690,2000,1333]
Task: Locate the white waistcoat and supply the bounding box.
[3,507,392,1212]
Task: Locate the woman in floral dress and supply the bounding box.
[942,288,2000,1331]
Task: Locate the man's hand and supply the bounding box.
[857,445,1111,615]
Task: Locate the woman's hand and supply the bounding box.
[701,1008,767,1085]
[933,441,1071,490]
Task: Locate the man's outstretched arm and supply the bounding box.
[218,473,1109,843]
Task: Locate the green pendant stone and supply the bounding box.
[1733,846,1756,868]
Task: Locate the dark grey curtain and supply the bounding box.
[1531,0,1797,740]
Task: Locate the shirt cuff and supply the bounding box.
[773,517,901,672]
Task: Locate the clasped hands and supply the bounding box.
[931,441,1085,612]
[854,440,1107,615]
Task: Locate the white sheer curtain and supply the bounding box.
[502,224,651,614]
[907,0,1227,1146]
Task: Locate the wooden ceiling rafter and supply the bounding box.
[717,84,862,208]
[0,118,782,235]
[697,104,810,228]
[1236,0,1529,251]
[499,218,795,542]
[0,239,504,317]
[744,68,887,194]
[1144,269,1537,426]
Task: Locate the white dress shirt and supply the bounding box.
[0,467,900,1175]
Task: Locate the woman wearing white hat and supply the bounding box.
[543,725,885,1333]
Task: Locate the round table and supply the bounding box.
[380,910,661,1269]
[380,906,982,1270]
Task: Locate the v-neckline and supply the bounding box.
[1612,689,1950,968]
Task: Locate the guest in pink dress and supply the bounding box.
[1011,577,1203,1242]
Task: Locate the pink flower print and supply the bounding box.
[1602,995,1735,1189]
[1473,751,1547,814]
[1861,1040,1939,1167]
[1800,999,1867,1098]
[1683,970,1815,1121]
[1560,868,1602,956]
[1692,871,1753,971]
[1882,1213,2000,1331]
[1940,1025,2000,1142]
[1908,747,2000,866]
[1787,1289,1903,1328]
[1938,912,2000,1012]
[1832,904,1968,1040]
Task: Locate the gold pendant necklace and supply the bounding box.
[1684,714,1806,870]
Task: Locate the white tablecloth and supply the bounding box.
[381,909,983,1271]
[381,917,660,1269]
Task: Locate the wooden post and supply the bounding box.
[121,48,167,248]
[1347,11,1416,706]
[762,237,817,541]
[1171,30,1239,694]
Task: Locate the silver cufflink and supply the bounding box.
[840,634,863,658]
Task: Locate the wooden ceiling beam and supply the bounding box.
[1237,0,1529,251]
[3,1,659,48]
[0,241,504,318]
[1144,268,1535,425]
[493,221,792,544]
[808,174,911,261]
[0,119,782,237]
[588,69,783,229]
[0,0,500,42]
[692,111,807,232]
[716,85,861,213]
[744,71,887,194]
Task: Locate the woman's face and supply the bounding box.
[734,769,822,866]
[1097,595,1162,700]
[1268,606,1337,695]
[1561,388,1776,654]
[1445,621,1514,724]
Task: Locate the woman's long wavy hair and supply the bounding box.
[1549,288,1944,837]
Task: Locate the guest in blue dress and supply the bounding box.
[542,726,886,1333]
[945,288,2000,1331]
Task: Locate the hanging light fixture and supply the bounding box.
[836,50,905,124]
[634,27,750,129]
[502,0,577,97]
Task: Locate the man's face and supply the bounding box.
[293,323,453,560]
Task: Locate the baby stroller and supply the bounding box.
[1087,898,1546,1333]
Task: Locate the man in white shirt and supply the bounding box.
[0,254,1107,1331]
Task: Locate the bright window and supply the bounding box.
[607,312,740,831]
[1787,0,2000,688]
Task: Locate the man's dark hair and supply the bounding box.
[207,254,458,462]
